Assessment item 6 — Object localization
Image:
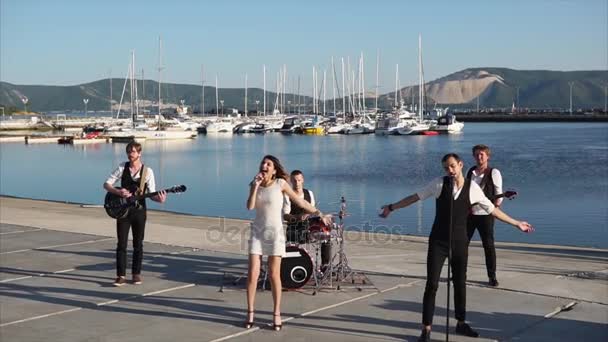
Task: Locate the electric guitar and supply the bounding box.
[491,190,517,201]
[104,185,187,219]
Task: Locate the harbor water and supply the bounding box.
[1,122,607,248]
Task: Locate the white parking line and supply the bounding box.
[0,308,82,327]
[207,280,421,342]
[0,268,76,283]
[0,276,33,283]
[1,283,198,327]
[0,228,43,235]
[0,238,114,255]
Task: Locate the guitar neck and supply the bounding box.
[132,188,170,201]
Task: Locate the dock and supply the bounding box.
[0,196,606,341]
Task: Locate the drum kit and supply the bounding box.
[280,196,362,294]
[223,196,366,294]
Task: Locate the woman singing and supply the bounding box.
[245,155,331,331]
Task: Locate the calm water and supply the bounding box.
[1,123,607,248]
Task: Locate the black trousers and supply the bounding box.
[467,214,497,279]
[116,208,146,276]
[422,239,468,326]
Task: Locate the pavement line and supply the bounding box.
[3,282,198,326]
[143,283,196,296]
[0,237,114,255]
[0,308,82,327]
[0,268,77,283]
[208,280,421,342]
[0,276,33,283]
[0,228,43,235]
[52,268,75,274]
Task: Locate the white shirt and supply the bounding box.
[416,177,495,215]
[470,168,503,215]
[282,189,316,215]
[105,162,156,192]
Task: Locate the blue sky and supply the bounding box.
[1,0,606,94]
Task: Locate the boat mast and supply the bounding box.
[418,34,424,122]
[201,64,205,116]
[375,49,379,112]
[245,73,248,117]
[332,56,336,115]
[263,64,266,117]
[215,75,219,116]
[341,57,345,119]
[395,64,399,108]
[158,36,163,127]
[323,69,326,116]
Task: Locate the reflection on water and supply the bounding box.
[1,122,607,248]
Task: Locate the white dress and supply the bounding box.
[249,178,287,256]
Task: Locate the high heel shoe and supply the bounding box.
[272,313,282,332]
[244,310,254,329]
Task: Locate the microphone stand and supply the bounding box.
[446,176,454,342]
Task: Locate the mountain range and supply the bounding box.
[1,68,606,113]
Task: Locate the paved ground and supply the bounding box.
[0,196,606,341]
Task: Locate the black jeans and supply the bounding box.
[467,215,497,279]
[422,239,468,326]
[116,208,146,277]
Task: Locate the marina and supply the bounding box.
[0,196,606,342]
[2,2,607,341]
[1,122,606,249]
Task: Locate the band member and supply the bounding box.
[466,144,503,286]
[379,153,533,342]
[245,155,331,331]
[283,170,332,268]
[103,141,166,287]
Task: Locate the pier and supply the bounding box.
[1,196,606,341]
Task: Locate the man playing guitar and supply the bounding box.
[103,141,166,286]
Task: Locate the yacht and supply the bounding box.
[431,114,464,134]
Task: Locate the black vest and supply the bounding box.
[287,189,311,229]
[466,166,495,200]
[430,177,471,242]
[121,162,147,209]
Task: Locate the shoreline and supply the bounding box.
[1,194,605,253]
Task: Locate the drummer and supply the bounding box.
[283,170,331,268]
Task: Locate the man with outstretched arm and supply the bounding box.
[379,153,533,341]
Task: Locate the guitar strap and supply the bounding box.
[136,165,147,196]
[478,167,493,191]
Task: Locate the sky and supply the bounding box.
[1,0,606,95]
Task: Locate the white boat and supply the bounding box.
[394,120,431,135]
[205,117,237,133]
[431,114,464,134]
[106,129,196,140]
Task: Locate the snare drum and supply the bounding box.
[307,216,332,242]
[281,245,313,289]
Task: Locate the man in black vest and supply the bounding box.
[103,141,166,286]
[283,170,331,267]
[380,153,533,342]
[466,144,503,287]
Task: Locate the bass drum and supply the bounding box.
[281,245,313,289]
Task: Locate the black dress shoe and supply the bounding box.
[456,322,479,337]
[488,278,499,287]
[418,329,430,342]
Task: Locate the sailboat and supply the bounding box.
[105,44,196,141]
[395,35,431,136]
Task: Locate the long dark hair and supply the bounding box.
[260,155,289,181]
